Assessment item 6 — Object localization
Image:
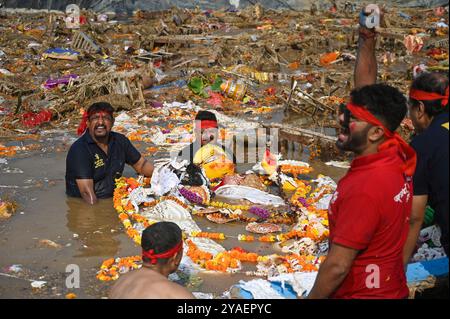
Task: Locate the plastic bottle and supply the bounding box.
[220,80,247,100]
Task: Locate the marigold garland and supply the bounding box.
[96,256,142,281]
[99,175,331,280]
[280,165,313,176]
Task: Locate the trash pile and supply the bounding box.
[0,3,448,147]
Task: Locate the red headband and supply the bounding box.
[142,240,183,265]
[346,102,417,177]
[76,110,113,136]
[195,120,218,131]
[409,87,449,107]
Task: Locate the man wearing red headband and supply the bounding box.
[349,4,449,264]
[403,73,449,261]
[177,110,235,163]
[309,85,414,299]
[66,102,154,205]
[110,222,194,299]
[309,5,415,299]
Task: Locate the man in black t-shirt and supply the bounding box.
[66,102,154,205]
[403,73,449,260]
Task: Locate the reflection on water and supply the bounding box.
[66,197,121,258]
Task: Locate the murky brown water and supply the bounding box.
[0,128,346,298]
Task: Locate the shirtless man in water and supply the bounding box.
[109,222,195,299]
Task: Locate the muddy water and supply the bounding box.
[0,131,346,299]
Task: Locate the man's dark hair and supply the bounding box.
[87,102,114,116]
[195,110,217,122]
[350,84,407,132]
[141,222,182,265]
[410,72,449,117]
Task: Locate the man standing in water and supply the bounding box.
[177,110,235,163]
[65,102,154,205]
[109,222,195,299]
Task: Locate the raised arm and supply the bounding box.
[354,6,380,88]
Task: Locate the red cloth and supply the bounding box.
[142,241,183,265]
[409,87,449,107]
[76,110,113,136]
[195,120,218,131]
[77,111,89,136]
[328,147,412,299]
[347,102,417,177]
[21,109,52,127]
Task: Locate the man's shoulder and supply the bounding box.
[341,166,403,195]
[160,280,195,298]
[411,125,448,155]
[111,131,129,142]
[68,135,90,154]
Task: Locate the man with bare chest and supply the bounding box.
[109,222,195,299]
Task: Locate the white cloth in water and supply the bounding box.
[413,244,446,262]
[419,225,443,247]
[268,272,318,297]
[314,193,333,210]
[214,185,285,206]
[140,199,201,234]
[190,237,226,256]
[148,126,166,145]
[325,161,350,169]
[163,100,197,109]
[312,175,337,189]
[128,187,155,214]
[150,161,181,196]
[192,292,214,299]
[239,279,285,299]
[278,160,310,167]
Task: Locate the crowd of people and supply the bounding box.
[64,4,448,299]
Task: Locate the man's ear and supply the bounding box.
[169,250,182,267]
[368,125,385,143]
[417,101,426,119]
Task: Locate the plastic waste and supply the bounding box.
[65,4,80,29]
[404,35,424,54]
[359,4,380,29]
[21,109,53,128]
[319,51,340,66]
[43,74,79,90]
[31,281,47,289]
[220,80,247,100]
[42,48,80,61]
[413,63,428,78]
[399,12,411,20]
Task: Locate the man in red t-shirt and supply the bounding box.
[307,84,415,299]
[308,6,417,299]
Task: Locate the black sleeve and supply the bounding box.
[124,137,142,165]
[411,139,429,196]
[177,143,195,163]
[67,142,94,179]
